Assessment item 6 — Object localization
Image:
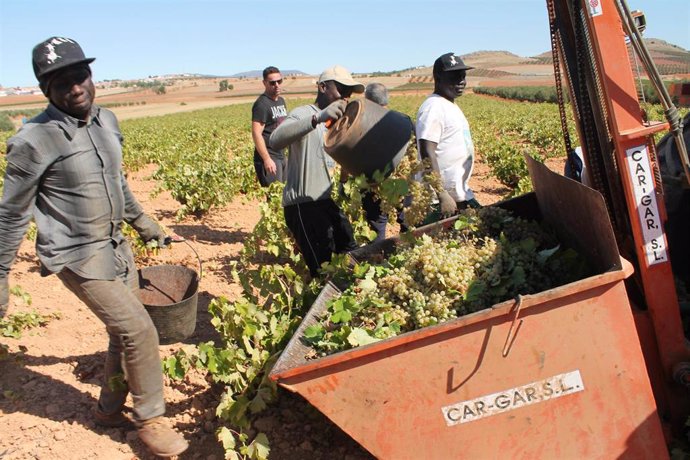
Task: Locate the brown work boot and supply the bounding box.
[137,417,188,457]
[95,408,133,428]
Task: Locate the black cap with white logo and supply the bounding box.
[32,37,95,81]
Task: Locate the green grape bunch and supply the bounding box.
[303,207,590,355]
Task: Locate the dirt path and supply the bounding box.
[0,159,509,459]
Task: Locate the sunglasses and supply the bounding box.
[267,79,283,86]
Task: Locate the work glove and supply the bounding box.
[0,277,8,318]
[315,99,347,125]
[131,214,169,249]
[438,190,457,217]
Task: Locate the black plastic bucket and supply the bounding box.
[138,264,199,344]
[324,98,414,179]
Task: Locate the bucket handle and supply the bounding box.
[166,235,203,279]
[502,295,523,357]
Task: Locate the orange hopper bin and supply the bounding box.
[269,160,667,459]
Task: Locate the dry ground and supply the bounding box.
[0,159,512,459]
[0,73,556,459]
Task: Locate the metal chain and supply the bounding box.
[547,0,574,158]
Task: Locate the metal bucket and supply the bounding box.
[324,98,414,178]
[138,264,199,344]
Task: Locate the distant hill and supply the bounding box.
[463,50,535,68]
[230,69,307,79]
[643,38,690,75]
[371,38,689,80]
[521,38,689,74]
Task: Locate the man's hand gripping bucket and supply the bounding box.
[138,236,202,344]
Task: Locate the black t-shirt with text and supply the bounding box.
[252,94,287,160]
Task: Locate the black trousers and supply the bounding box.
[362,191,388,243]
[284,199,357,277]
[254,157,287,187]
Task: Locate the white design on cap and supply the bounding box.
[449,55,458,66]
[44,37,75,65]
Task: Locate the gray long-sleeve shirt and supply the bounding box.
[0,104,147,280]
[269,104,333,207]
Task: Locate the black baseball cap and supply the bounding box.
[433,52,473,74]
[32,37,95,81]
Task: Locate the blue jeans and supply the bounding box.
[57,243,164,422]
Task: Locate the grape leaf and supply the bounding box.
[464,280,485,302]
[347,328,381,347]
[330,309,352,324]
[247,433,270,460]
[303,324,325,340]
[217,426,237,451]
[359,278,377,293]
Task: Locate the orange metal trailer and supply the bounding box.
[271,161,668,458]
[270,0,690,456]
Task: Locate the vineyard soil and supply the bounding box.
[0,157,558,459]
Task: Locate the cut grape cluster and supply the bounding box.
[303,207,589,356]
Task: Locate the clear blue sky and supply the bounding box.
[1,0,688,88]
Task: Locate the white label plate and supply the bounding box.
[441,370,585,426]
[624,144,668,265]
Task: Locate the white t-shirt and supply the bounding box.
[416,94,475,202]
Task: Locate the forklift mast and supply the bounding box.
[550,0,690,429]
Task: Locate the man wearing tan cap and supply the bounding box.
[270,65,363,277]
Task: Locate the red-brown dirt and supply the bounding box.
[0,150,519,459]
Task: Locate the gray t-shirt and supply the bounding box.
[269,104,333,207]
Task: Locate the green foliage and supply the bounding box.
[217,427,270,460]
[25,222,37,242]
[120,221,168,260]
[332,172,377,244]
[0,311,59,339]
[9,286,32,306]
[116,94,684,456]
[638,79,689,105]
[0,109,43,132]
[473,86,560,103]
[154,85,166,95]
[161,196,320,456]
[241,182,301,264]
[152,144,238,219]
[120,104,262,216]
[305,207,589,356]
[99,101,147,109]
[0,284,45,339]
[0,108,43,118]
[219,80,230,92]
[394,82,434,91]
[162,264,319,456]
[0,113,15,132]
[0,134,8,192]
[119,79,168,89]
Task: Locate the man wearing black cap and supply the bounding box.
[270,65,360,277]
[0,37,187,457]
[416,52,480,219]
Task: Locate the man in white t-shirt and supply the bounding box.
[416,52,480,218]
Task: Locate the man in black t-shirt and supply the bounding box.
[251,66,288,186]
